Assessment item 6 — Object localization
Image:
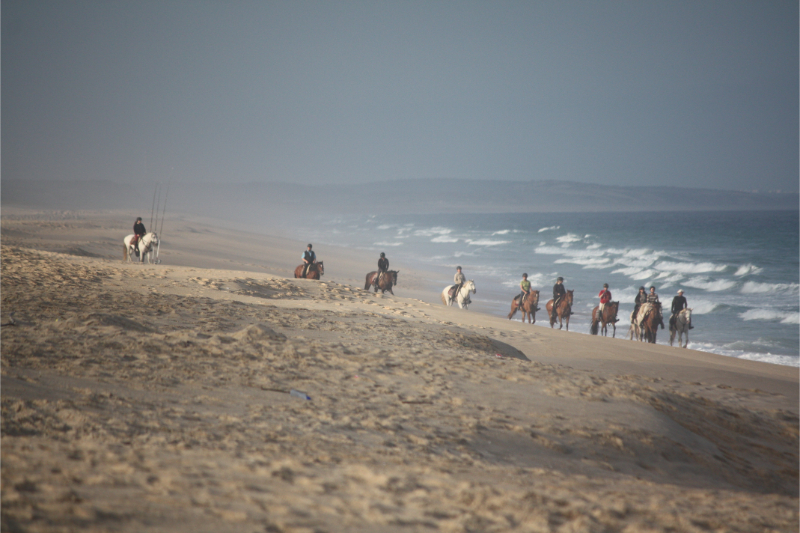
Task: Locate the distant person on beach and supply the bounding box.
[517,273,531,304]
[633,286,647,323]
[670,289,693,329]
[133,217,146,255]
[647,286,665,329]
[301,244,316,277]
[452,266,466,297]
[551,277,566,322]
[597,283,615,322]
[375,252,389,288]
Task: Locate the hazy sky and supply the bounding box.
[3,1,798,191]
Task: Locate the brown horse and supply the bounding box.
[638,303,662,343]
[545,290,573,330]
[294,261,324,280]
[364,270,398,294]
[590,301,619,337]
[508,290,540,324]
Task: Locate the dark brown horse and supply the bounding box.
[590,301,619,337]
[508,290,540,324]
[545,290,573,330]
[294,261,324,280]
[364,270,398,294]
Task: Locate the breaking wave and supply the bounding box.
[740,281,800,294]
[466,239,511,246]
[681,277,737,292]
[734,264,763,276]
[740,309,800,324]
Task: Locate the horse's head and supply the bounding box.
[566,290,574,303]
[317,261,324,276]
[391,270,398,284]
[149,232,159,245]
[531,290,540,305]
[467,280,476,293]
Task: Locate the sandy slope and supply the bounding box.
[2,209,798,532]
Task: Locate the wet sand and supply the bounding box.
[2,209,797,532]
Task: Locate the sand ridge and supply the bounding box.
[1,211,798,532]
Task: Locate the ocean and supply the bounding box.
[297,210,799,367]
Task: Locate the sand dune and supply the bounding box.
[2,209,797,532]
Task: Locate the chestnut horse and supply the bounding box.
[364,270,398,294]
[294,261,324,280]
[508,290,540,324]
[545,290,573,330]
[590,301,619,337]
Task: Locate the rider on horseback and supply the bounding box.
[597,283,615,323]
[517,273,531,304]
[670,289,693,329]
[648,286,665,329]
[452,266,465,298]
[551,277,566,322]
[633,286,647,322]
[301,244,316,277]
[133,217,146,256]
[374,252,389,289]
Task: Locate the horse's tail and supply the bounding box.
[365,272,374,290]
[508,299,518,319]
[123,244,127,262]
[441,292,448,306]
[590,318,599,335]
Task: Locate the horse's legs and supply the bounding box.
[508,301,517,320]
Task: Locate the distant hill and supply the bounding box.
[3,179,797,220]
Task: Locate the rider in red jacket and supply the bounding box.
[597,283,613,322]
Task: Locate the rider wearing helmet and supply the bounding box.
[375,252,389,288]
[301,244,316,277]
[551,277,566,321]
[597,283,613,323]
[517,273,531,304]
[133,217,146,256]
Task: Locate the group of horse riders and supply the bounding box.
[512,273,693,329]
[153,228,689,331]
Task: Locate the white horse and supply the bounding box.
[123,232,159,264]
[669,308,692,348]
[441,280,476,309]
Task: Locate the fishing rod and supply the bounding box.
[149,183,159,230]
[156,182,169,264]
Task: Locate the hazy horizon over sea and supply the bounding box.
[292,209,799,367]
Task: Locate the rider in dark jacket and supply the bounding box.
[302,244,316,277]
[375,252,389,288]
[670,289,692,329]
[551,277,566,321]
[133,217,146,254]
[633,286,647,323]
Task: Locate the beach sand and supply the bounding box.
[2,209,798,532]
